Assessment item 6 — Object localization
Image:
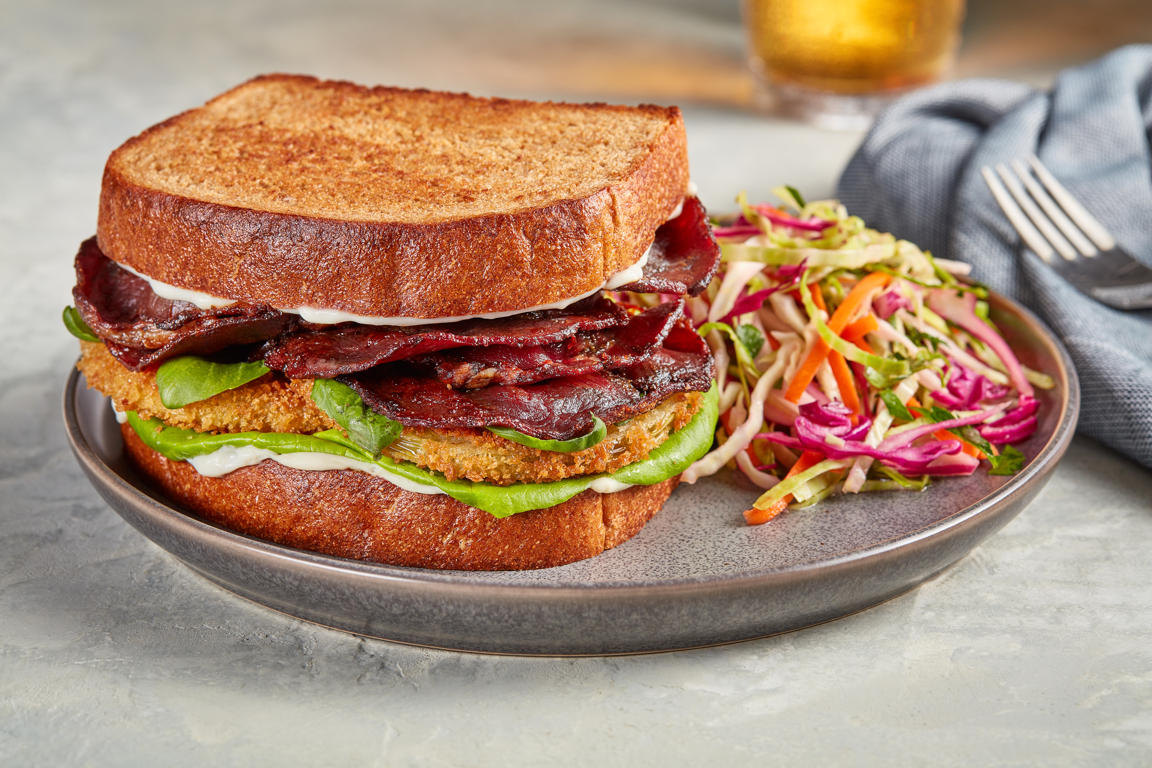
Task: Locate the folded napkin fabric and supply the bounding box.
[838,45,1152,469]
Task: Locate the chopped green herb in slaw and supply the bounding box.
[623,188,1054,526]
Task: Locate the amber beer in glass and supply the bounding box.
[744,0,965,128]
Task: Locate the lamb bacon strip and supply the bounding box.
[263,294,629,379]
[72,238,297,372]
[615,197,720,297]
[342,318,714,440]
[388,299,685,389]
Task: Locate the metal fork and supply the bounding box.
[981,156,1152,310]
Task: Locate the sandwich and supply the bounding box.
[65,75,721,570]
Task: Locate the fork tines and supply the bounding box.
[981,155,1152,310]
[982,156,1114,264]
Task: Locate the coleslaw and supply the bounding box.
[622,187,1054,525]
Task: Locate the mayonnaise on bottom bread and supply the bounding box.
[185,444,635,495]
[187,445,444,493]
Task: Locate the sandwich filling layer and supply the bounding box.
[80,339,704,486]
[116,382,718,519]
[71,195,722,516]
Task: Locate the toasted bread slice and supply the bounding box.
[97,75,689,320]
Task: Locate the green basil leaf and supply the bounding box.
[905,326,941,352]
[988,445,1026,476]
[948,425,1000,466]
[696,321,759,372]
[735,324,765,360]
[927,405,955,423]
[487,415,607,453]
[125,383,721,518]
[310,378,403,454]
[155,356,271,408]
[784,185,807,209]
[878,390,914,422]
[62,306,99,343]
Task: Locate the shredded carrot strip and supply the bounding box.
[828,351,860,415]
[841,314,878,354]
[842,332,874,354]
[828,272,888,331]
[766,334,781,351]
[783,282,831,403]
[933,429,985,458]
[783,339,830,404]
[842,313,878,340]
[785,273,890,403]
[808,283,828,313]
[744,499,786,525]
[743,450,824,525]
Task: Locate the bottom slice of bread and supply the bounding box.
[122,424,677,570]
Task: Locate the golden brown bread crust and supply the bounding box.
[78,341,701,485]
[97,74,690,319]
[122,424,676,570]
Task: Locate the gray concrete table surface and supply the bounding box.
[3,0,1152,765]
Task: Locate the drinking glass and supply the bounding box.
[743,0,966,129]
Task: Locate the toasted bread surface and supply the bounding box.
[123,424,676,570]
[98,75,689,319]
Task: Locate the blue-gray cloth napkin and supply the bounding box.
[838,44,1152,469]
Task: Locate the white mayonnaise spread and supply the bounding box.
[588,477,635,493]
[123,246,652,326]
[185,444,635,496]
[118,262,237,310]
[116,193,696,326]
[186,445,442,494]
[286,246,652,326]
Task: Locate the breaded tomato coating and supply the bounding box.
[77,341,337,434]
[77,341,702,485]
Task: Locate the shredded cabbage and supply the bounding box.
[673,188,1053,524]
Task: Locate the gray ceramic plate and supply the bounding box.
[64,292,1078,656]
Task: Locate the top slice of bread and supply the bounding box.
[97,75,689,320]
